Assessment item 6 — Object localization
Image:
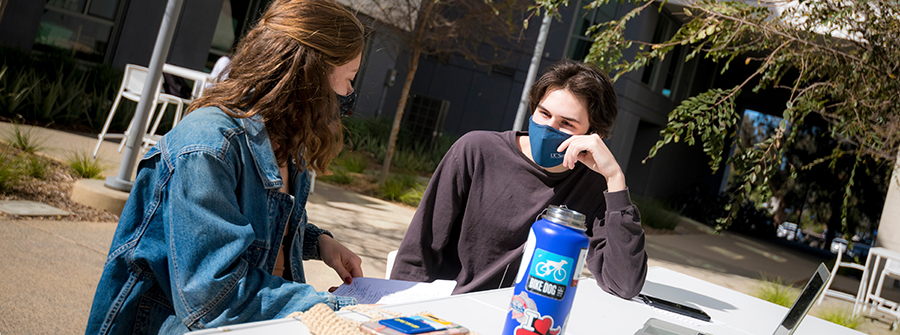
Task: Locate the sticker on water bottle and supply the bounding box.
[509,291,561,335]
[526,248,573,300]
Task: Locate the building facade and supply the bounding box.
[0,0,773,203]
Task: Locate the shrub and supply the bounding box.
[671,186,728,226]
[816,308,861,329]
[635,198,679,230]
[0,65,39,115]
[67,149,106,179]
[318,168,354,185]
[340,116,457,175]
[379,174,418,201]
[0,46,123,133]
[0,150,21,192]
[6,122,45,153]
[754,277,798,308]
[398,185,425,207]
[338,151,368,173]
[23,154,49,179]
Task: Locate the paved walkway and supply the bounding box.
[0,122,895,334]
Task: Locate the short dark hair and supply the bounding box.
[528,60,618,137]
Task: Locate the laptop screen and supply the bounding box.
[773,263,831,335]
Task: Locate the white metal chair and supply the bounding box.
[817,244,867,309]
[92,64,184,158]
[134,63,215,149]
[385,250,398,279]
[869,258,900,329]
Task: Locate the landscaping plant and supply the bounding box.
[815,308,861,329]
[66,149,106,179]
[6,121,45,153]
[754,276,798,308]
[0,150,21,192]
[23,154,49,179]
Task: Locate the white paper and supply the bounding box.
[331,277,457,304]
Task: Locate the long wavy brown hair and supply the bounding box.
[188,0,364,173]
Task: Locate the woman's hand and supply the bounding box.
[318,234,364,285]
[558,134,626,192]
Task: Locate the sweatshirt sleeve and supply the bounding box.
[390,141,469,282]
[586,188,648,299]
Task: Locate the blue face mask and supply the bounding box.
[528,117,572,168]
[336,90,357,117]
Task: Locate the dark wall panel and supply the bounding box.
[425,62,474,135]
[112,0,221,70]
[0,0,48,51]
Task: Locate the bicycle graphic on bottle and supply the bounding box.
[535,259,568,282]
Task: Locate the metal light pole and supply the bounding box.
[512,9,553,131]
[105,0,185,191]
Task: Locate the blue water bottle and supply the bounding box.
[502,205,589,335]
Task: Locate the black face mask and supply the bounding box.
[336,90,357,117]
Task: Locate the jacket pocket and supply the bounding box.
[241,240,269,268]
[132,284,175,335]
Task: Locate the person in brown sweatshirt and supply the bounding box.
[391,60,648,299]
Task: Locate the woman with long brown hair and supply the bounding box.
[85,0,366,333]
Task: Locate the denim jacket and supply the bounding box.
[85,107,356,335]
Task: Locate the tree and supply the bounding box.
[581,0,900,232]
[346,0,527,183]
[768,114,890,246]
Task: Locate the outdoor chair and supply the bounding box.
[817,243,867,312]
[133,63,216,150]
[385,250,398,279]
[869,258,900,330]
[92,64,184,158]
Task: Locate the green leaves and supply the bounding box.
[559,0,900,231]
[643,87,741,173]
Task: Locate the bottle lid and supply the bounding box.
[542,205,586,230]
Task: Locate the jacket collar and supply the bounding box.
[239,115,284,190]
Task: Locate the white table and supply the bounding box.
[162,63,214,100]
[191,267,864,335]
[858,247,900,318]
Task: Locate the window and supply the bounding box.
[566,0,619,62]
[206,0,272,71]
[639,11,697,101]
[35,0,123,63]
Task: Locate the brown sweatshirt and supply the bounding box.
[391,130,648,298]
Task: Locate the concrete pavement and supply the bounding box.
[0,219,116,334]
[1,122,896,334]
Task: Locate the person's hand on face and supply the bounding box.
[558,134,624,190]
[534,89,625,191]
[318,234,364,285]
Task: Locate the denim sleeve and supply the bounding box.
[164,150,351,330]
[302,224,333,261]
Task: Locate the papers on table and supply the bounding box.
[331,277,457,304]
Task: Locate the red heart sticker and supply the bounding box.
[533,316,552,334]
[514,315,559,335]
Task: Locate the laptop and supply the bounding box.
[773,262,831,335]
[635,263,832,335]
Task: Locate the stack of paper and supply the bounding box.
[331,278,458,304]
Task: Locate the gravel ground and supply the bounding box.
[0,143,119,222]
